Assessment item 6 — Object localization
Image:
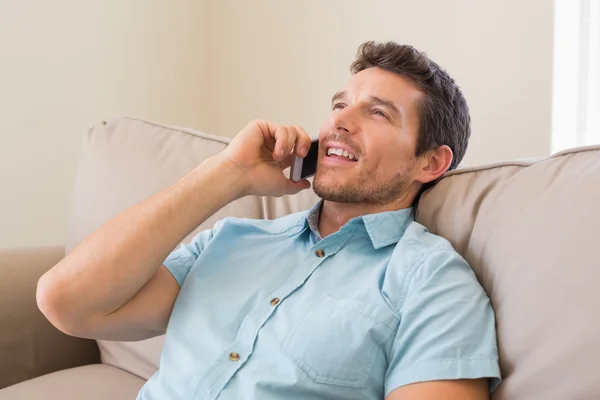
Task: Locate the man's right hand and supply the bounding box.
[221,120,313,198]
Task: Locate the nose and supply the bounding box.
[331,105,358,135]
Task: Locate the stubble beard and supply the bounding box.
[313,163,414,206]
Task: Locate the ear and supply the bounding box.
[414,145,453,184]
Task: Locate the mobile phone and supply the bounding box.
[290,139,319,182]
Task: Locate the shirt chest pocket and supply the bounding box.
[281,296,397,389]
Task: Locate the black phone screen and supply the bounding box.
[301,140,320,178]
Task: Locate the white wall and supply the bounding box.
[1,0,554,248]
[0,1,205,248]
[203,0,554,166]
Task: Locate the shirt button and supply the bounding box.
[229,352,240,362]
[270,298,280,306]
[315,249,325,257]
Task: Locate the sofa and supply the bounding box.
[1,117,599,400]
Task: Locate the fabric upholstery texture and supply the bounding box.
[0,246,100,390]
[0,364,144,400]
[417,145,600,400]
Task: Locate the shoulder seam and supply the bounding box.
[394,249,427,312]
[403,236,453,253]
[394,248,458,313]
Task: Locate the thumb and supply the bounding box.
[283,178,311,195]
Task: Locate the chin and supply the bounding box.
[313,175,347,201]
[314,170,341,189]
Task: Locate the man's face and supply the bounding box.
[313,67,424,205]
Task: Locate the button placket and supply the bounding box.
[198,233,354,400]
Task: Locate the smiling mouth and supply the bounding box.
[326,147,358,162]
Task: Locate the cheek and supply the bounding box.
[318,122,331,139]
[364,138,413,175]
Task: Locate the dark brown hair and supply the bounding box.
[351,41,470,171]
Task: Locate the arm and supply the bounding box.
[386,379,489,400]
[384,249,501,398]
[36,121,312,341]
[36,156,245,341]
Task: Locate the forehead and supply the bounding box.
[342,67,423,108]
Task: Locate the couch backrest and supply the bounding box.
[417,147,600,400]
[70,117,600,399]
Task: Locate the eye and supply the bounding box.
[372,108,390,119]
[332,103,346,110]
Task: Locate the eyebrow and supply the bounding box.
[369,95,402,118]
[331,91,346,104]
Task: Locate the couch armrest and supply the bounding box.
[0,246,100,389]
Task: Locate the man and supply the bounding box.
[37,41,501,399]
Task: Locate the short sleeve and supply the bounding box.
[385,250,501,396]
[163,227,216,287]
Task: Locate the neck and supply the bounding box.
[318,194,414,238]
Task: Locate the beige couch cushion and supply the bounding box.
[67,117,318,379]
[0,247,100,389]
[0,364,144,400]
[417,145,600,400]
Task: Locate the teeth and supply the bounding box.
[327,147,357,160]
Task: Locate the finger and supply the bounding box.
[255,120,275,151]
[273,126,289,161]
[293,126,313,158]
[278,153,294,171]
[283,126,298,159]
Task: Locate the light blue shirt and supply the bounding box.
[138,201,501,400]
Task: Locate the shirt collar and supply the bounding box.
[302,200,414,249]
[306,201,324,240]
